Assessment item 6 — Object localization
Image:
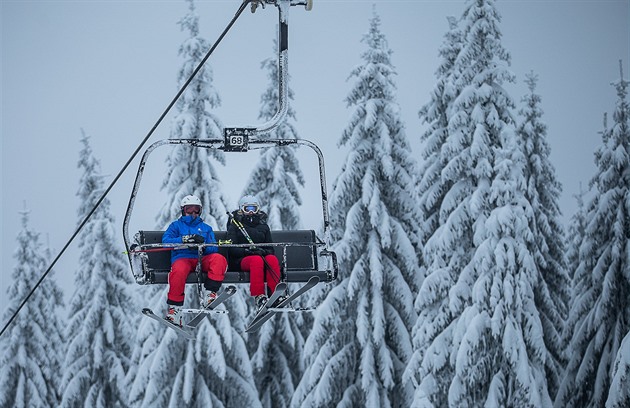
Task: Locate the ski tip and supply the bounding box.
[245,325,261,333]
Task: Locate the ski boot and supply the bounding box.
[205,290,218,309]
[165,305,183,327]
[255,294,268,312]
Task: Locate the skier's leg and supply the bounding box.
[263,254,281,294]
[202,253,227,292]
[167,258,195,305]
[241,255,265,297]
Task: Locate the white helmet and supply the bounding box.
[238,194,260,214]
[180,194,202,215]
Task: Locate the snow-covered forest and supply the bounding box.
[1,0,629,407]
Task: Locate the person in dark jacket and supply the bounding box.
[227,194,283,311]
[162,194,227,327]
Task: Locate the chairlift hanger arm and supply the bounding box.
[236,0,312,135]
[250,0,292,136]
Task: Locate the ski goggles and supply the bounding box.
[183,205,201,215]
[241,204,259,214]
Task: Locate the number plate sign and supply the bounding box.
[224,128,255,152]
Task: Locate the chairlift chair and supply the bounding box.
[121,0,337,335]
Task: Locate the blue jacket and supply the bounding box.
[162,215,219,263]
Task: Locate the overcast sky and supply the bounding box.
[2,0,629,310]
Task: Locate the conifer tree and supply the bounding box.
[565,183,588,282]
[0,209,65,408]
[413,15,462,246]
[448,131,551,407]
[515,71,569,398]
[403,15,462,403]
[127,286,259,408]
[59,131,136,407]
[607,333,630,407]
[155,0,228,231]
[127,2,259,406]
[556,62,630,408]
[41,237,66,404]
[561,116,607,364]
[406,1,554,406]
[561,182,587,359]
[292,9,418,407]
[243,37,307,408]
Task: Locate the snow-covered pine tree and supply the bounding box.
[447,130,551,407]
[0,208,65,408]
[126,2,258,406]
[555,61,630,408]
[607,332,630,407]
[413,15,462,247]
[128,285,259,408]
[557,118,609,404]
[41,236,66,404]
[59,131,136,407]
[515,71,569,399]
[403,15,463,405]
[565,182,588,282]
[406,1,554,406]
[560,182,587,360]
[291,9,418,407]
[155,0,228,231]
[242,37,307,408]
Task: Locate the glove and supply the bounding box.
[246,246,266,256]
[182,234,205,244]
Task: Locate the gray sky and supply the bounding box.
[2,0,629,310]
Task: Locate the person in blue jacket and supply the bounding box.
[162,194,227,327]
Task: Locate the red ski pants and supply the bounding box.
[167,253,227,305]
[241,254,280,297]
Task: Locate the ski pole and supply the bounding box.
[125,244,217,254]
[125,247,175,254]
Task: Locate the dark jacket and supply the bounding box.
[226,210,274,270]
[162,215,219,263]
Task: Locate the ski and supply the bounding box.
[245,276,319,333]
[186,285,237,328]
[142,308,195,340]
[265,306,315,313]
[182,308,228,315]
[244,283,287,330]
